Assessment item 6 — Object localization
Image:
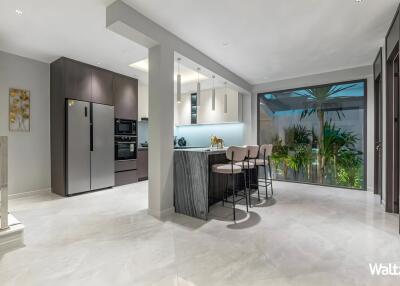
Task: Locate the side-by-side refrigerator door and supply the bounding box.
[91,103,115,190]
[67,100,91,195]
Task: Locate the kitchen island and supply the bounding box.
[174,148,256,220]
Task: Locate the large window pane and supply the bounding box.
[258,80,366,189]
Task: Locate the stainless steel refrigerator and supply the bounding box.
[66,99,114,195]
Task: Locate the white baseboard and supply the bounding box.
[0,215,24,250]
[8,188,51,200]
[148,207,175,220]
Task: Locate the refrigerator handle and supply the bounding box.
[84,106,88,117]
[90,103,93,151]
[90,124,93,151]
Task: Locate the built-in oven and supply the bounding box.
[115,135,137,161]
[115,119,137,136]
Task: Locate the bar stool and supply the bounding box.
[256,144,274,198]
[212,146,248,221]
[236,145,259,206]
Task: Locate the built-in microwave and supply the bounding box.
[115,119,136,136]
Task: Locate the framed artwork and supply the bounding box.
[9,88,30,132]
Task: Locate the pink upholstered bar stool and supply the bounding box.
[212,146,248,221]
[235,145,260,206]
[256,144,274,198]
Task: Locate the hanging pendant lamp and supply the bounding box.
[224,82,228,114]
[212,75,216,111]
[177,58,181,103]
[197,67,201,107]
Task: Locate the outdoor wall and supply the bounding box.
[253,65,374,192]
[0,51,51,195]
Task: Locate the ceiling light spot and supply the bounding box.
[129,58,148,72]
[15,9,23,15]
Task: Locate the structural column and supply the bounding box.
[148,45,175,219]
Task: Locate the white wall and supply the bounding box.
[0,51,50,195]
[175,87,239,125]
[253,65,374,192]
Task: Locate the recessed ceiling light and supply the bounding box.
[129,58,148,72]
[15,9,23,15]
[355,0,363,2]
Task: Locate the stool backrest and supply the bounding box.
[260,144,273,158]
[226,146,247,162]
[245,145,259,159]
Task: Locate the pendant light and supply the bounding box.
[212,75,216,111]
[224,82,228,114]
[197,67,201,107]
[177,58,182,104]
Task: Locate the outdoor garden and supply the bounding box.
[260,82,365,189]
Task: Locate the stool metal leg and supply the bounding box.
[222,175,228,206]
[263,163,268,199]
[232,173,236,221]
[243,171,248,212]
[268,157,273,197]
[256,167,261,202]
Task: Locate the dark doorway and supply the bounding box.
[386,45,400,214]
[373,49,383,201]
[395,55,400,214]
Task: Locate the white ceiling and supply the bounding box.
[123,0,399,84]
[0,0,148,83]
[0,0,399,86]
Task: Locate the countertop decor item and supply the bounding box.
[210,135,224,149]
[9,88,30,132]
[178,137,187,147]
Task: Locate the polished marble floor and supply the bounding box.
[1,181,399,286]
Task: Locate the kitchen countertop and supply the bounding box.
[174,147,227,154]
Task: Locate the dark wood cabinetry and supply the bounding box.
[50,57,140,195]
[64,59,92,102]
[114,74,138,120]
[137,150,148,180]
[54,57,115,105]
[92,68,114,105]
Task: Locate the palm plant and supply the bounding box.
[337,148,363,188]
[284,124,313,180]
[322,121,362,187]
[297,84,356,183]
[271,136,289,179]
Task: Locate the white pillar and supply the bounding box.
[148,45,175,219]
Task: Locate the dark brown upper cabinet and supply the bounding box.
[92,68,113,105]
[64,59,92,102]
[114,73,138,120]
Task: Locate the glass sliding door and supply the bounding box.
[258,80,366,190]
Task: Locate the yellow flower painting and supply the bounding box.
[9,88,30,132]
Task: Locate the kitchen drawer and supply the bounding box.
[115,170,138,186]
[115,160,137,172]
